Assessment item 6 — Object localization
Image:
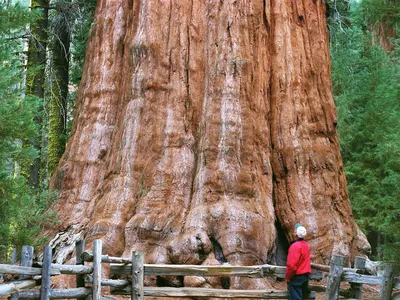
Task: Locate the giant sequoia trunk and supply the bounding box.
[49,0,370,289]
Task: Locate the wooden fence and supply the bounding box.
[0,239,398,300]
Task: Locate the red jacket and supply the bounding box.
[285,239,311,280]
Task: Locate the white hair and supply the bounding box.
[296,226,307,238]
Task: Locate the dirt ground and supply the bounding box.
[271,278,381,300]
[1,276,395,300]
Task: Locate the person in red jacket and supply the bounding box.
[285,223,312,300]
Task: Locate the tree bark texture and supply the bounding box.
[372,23,397,52]
[49,0,370,289]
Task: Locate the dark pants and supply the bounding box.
[287,274,309,300]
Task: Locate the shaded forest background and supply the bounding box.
[0,0,399,263]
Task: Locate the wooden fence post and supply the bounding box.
[131,251,144,300]
[10,247,17,264]
[380,263,394,300]
[75,240,85,287]
[20,245,34,279]
[92,240,102,300]
[325,254,345,300]
[76,240,85,300]
[350,256,366,299]
[40,246,52,300]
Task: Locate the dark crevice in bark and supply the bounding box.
[263,0,271,31]
[294,0,305,27]
[271,174,277,207]
[184,0,193,134]
[167,1,173,81]
[209,236,230,289]
[128,0,133,10]
[268,0,276,151]
[186,0,196,224]
[221,277,230,289]
[226,17,233,54]
[156,275,183,287]
[272,219,289,265]
[210,236,227,264]
[129,0,141,40]
[193,236,209,262]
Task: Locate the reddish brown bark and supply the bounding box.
[48,0,370,289]
[372,23,397,51]
[368,0,398,52]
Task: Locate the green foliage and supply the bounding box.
[0,177,58,258]
[331,2,400,261]
[0,2,56,261]
[0,2,32,32]
[0,4,38,173]
[326,0,352,37]
[361,0,400,28]
[69,0,97,85]
[0,0,96,260]
[45,0,96,168]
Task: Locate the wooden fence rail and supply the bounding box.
[0,239,396,300]
[111,263,286,277]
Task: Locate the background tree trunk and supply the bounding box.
[48,2,71,177]
[48,0,370,288]
[24,0,49,188]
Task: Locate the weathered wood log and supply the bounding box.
[310,262,330,273]
[262,265,286,278]
[81,252,131,264]
[33,263,93,275]
[110,263,286,278]
[380,263,394,300]
[365,259,382,275]
[341,271,382,285]
[0,264,91,276]
[40,246,52,300]
[131,252,144,300]
[92,240,102,300]
[20,246,34,280]
[0,279,36,296]
[325,254,345,300]
[311,262,363,274]
[101,279,130,288]
[309,269,323,280]
[350,256,366,299]
[11,247,17,265]
[0,265,58,276]
[12,287,92,299]
[51,264,92,274]
[85,275,130,288]
[111,286,316,299]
